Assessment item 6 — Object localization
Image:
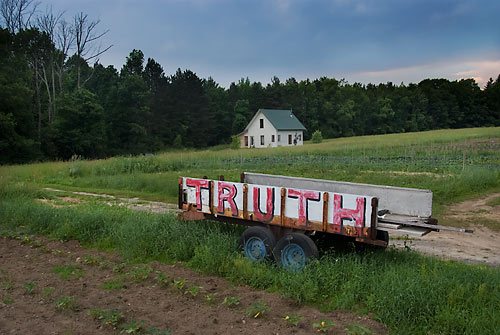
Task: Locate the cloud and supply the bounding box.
[344,57,500,88]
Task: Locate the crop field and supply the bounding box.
[1,127,500,334]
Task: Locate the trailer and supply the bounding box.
[178,172,472,271]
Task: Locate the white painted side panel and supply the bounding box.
[244,172,432,217]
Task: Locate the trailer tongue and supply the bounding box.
[178,172,471,270]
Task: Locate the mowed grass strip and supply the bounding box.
[1,194,499,335]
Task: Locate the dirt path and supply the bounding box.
[390,225,500,266]
[43,188,179,214]
[390,193,500,266]
[0,236,385,335]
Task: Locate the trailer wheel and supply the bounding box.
[377,230,389,244]
[273,233,318,272]
[239,226,276,263]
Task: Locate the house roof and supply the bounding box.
[259,109,306,131]
[238,109,306,136]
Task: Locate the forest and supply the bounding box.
[1,0,499,164]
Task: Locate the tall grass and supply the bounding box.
[1,128,499,205]
[1,193,499,334]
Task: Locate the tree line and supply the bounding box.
[1,0,499,164]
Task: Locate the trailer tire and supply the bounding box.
[273,233,318,272]
[239,226,276,263]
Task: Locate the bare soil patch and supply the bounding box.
[43,188,178,214]
[445,192,500,224]
[0,236,386,335]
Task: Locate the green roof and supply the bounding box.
[259,109,306,131]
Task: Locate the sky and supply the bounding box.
[44,0,500,88]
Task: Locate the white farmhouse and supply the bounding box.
[238,109,306,148]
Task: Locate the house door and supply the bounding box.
[244,136,248,147]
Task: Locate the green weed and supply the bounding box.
[3,280,14,291]
[204,293,217,304]
[127,265,153,282]
[345,323,373,335]
[120,320,144,334]
[20,234,33,245]
[313,319,335,333]
[185,286,203,297]
[81,254,102,265]
[23,281,37,295]
[154,271,169,288]
[2,296,14,304]
[101,279,125,290]
[144,327,171,335]
[172,278,186,291]
[246,301,269,319]
[55,296,78,311]
[222,296,240,307]
[113,263,127,273]
[88,308,124,328]
[283,313,303,327]
[51,265,83,280]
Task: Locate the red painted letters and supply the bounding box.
[186,178,210,211]
[218,182,238,216]
[287,189,320,226]
[253,187,274,222]
[332,194,365,234]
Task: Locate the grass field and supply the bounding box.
[1,127,500,334]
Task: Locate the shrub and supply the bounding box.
[231,135,240,149]
[311,130,323,143]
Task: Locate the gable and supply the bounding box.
[238,109,306,136]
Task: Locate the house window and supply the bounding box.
[250,136,254,146]
[244,136,248,147]
[278,135,281,142]
[260,135,264,145]
[288,134,292,144]
[260,119,264,128]
[272,135,275,142]
[298,134,301,141]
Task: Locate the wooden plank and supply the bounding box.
[380,217,473,233]
[178,177,183,209]
[243,184,249,220]
[322,192,329,232]
[370,197,379,240]
[209,181,214,214]
[402,221,473,233]
[280,188,286,226]
[378,226,431,237]
[378,222,402,229]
